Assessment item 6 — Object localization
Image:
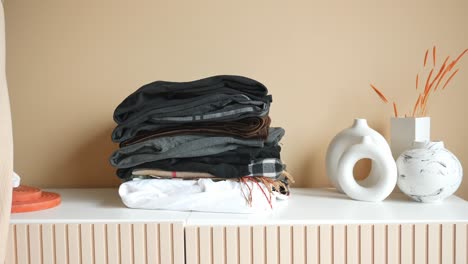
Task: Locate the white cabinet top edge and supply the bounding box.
[10,188,468,225]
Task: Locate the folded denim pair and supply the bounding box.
[120,116,271,147]
[112,75,272,143]
[110,127,284,169]
[115,141,283,180]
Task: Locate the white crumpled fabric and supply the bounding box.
[12,172,20,188]
[119,179,287,213]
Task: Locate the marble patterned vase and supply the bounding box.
[396,141,463,203]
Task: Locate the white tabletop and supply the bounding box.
[10,188,190,224]
[188,188,468,225]
[10,188,468,225]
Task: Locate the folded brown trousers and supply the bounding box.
[121,116,271,146]
[132,169,216,179]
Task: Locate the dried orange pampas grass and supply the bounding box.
[370,84,389,103]
[370,46,466,117]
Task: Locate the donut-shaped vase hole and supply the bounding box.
[353,158,372,182]
[338,143,397,202]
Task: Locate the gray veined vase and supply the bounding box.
[396,141,463,203]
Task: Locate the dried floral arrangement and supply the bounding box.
[370,46,467,117]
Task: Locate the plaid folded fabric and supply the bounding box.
[247,158,284,179]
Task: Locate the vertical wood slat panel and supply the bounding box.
[133,223,146,264]
[252,226,265,264]
[414,224,427,264]
[41,225,54,264]
[292,225,305,264]
[15,226,27,264]
[212,226,225,264]
[16,225,29,264]
[373,225,386,264]
[306,225,319,264]
[279,226,292,264]
[225,226,238,264]
[455,223,467,264]
[93,224,107,264]
[5,225,16,264]
[173,223,185,264]
[159,223,173,264]
[400,224,413,264]
[346,225,359,264]
[428,224,441,264]
[54,224,68,264]
[185,226,198,264]
[442,224,454,264]
[199,226,212,264]
[28,224,41,264]
[146,223,160,264]
[80,224,93,264]
[319,225,332,264]
[360,224,372,264]
[68,224,81,264]
[120,224,133,264]
[106,224,120,264]
[239,226,252,264]
[332,225,345,264]
[387,224,400,264]
[266,225,279,264]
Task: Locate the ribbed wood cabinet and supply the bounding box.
[185,223,468,264]
[5,223,185,264]
[6,223,468,264]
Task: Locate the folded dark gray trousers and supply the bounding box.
[121,116,271,147]
[112,93,270,143]
[114,75,271,124]
[116,144,283,180]
[110,128,284,169]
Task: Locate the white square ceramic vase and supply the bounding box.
[390,117,430,160]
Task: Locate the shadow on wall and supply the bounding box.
[48,124,121,188]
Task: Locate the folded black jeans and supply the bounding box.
[121,116,271,146]
[116,144,282,180]
[114,75,271,124]
[110,127,284,169]
[112,94,270,142]
[112,75,272,143]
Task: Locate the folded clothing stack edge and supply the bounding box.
[110,75,291,213]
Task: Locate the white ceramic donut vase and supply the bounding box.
[326,119,397,202]
[396,141,463,203]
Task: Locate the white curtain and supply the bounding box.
[0,0,14,262]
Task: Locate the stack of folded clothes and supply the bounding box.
[109,75,292,213]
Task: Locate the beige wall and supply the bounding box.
[4,0,468,198]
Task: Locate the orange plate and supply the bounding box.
[12,185,42,202]
[12,191,61,213]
